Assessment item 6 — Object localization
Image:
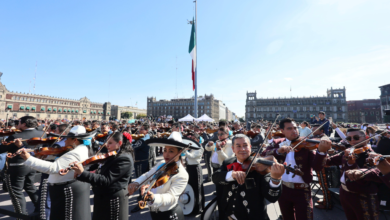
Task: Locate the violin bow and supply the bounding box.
[40,121,53,139]
[244,114,280,178]
[48,119,75,148]
[291,119,329,151]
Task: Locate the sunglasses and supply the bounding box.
[217,133,227,136]
[346,135,365,141]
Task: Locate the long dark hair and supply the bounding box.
[112,132,134,159]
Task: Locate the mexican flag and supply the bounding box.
[188,18,196,91]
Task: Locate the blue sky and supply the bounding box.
[1,0,389,117]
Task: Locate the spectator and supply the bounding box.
[299,121,312,137]
[310,111,330,136]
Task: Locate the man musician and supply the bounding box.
[262,118,331,220]
[212,134,284,220]
[0,116,46,216]
[249,123,265,153]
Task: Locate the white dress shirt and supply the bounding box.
[185,147,204,165]
[24,144,89,184]
[279,139,305,183]
[205,139,235,165]
[135,161,188,212]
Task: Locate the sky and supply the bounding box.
[1,0,389,117]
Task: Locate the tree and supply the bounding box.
[136,113,147,119]
[239,117,245,122]
[121,112,133,119]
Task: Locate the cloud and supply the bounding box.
[266,40,284,54]
[284,78,293,81]
[268,80,273,82]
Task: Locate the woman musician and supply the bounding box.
[127,132,200,220]
[70,131,134,220]
[16,126,94,220]
[205,127,234,172]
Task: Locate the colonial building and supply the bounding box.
[0,79,135,121]
[347,99,381,123]
[379,84,390,121]
[147,94,234,122]
[111,105,146,120]
[245,87,348,122]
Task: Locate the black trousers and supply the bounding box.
[38,173,51,220]
[93,189,128,220]
[203,151,213,180]
[150,204,184,220]
[187,164,205,215]
[49,180,91,220]
[5,166,39,215]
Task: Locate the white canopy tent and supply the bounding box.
[195,114,214,122]
[178,114,196,122]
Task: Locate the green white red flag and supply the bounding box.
[188,18,196,91]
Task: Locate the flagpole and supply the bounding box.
[194,0,198,118]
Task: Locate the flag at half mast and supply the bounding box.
[188,18,196,91]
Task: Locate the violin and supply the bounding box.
[346,145,370,157]
[132,134,145,140]
[138,162,179,209]
[0,129,22,137]
[34,146,74,156]
[271,130,285,139]
[25,137,58,146]
[289,137,346,152]
[246,130,260,139]
[206,129,218,134]
[7,146,74,158]
[227,155,303,177]
[59,151,117,175]
[86,128,96,133]
[95,132,108,139]
[367,155,390,166]
[159,132,171,138]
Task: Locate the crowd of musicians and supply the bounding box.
[0,110,390,220]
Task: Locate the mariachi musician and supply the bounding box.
[212,134,284,220]
[70,131,134,220]
[0,116,45,216]
[325,128,387,220]
[206,127,234,172]
[16,126,95,220]
[248,123,265,152]
[128,132,200,220]
[93,123,112,154]
[262,118,330,220]
[183,133,205,215]
[131,123,152,213]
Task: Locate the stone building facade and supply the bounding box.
[347,99,381,123]
[0,79,122,121]
[111,105,146,120]
[245,87,348,122]
[379,84,390,120]
[147,94,233,121]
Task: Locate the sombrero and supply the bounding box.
[144,131,200,150]
[50,125,97,140]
